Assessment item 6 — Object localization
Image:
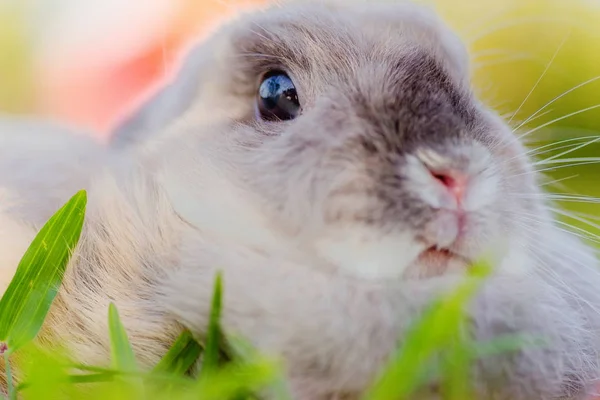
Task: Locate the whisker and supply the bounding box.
[519,108,554,127]
[538,174,579,189]
[525,126,600,144]
[512,193,600,205]
[466,16,575,46]
[502,159,600,179]
[511,224,600,293]
[513,75,600,131]
[548,206,600,234]
[559,209,600,222]
[514,209,600,244]
[517,104,600,141]
[495,211,600,311]
[526,136,599,159]
[526,244,600,315]
[527,161,600,176]
[461,3,530,37]
[472,54,548,71]
[533,136,600,164]
[508,31,570,125]
[536,156,600,166]
[493,136,597,169]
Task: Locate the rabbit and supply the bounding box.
[1,0,600,399]
[0,116,108,227]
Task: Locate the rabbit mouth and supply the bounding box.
[405,247,472,279]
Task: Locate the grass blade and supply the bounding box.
[440,341,475,400]
[0,190,86,353]
[4,351,14,400]
[15,342,72,399]
[193,357,282,400]
[201,272,223,375]
[65,364,196,386]
[153,329,202,375]
[363,261,492,400]
[108,303,144,397]
[225,334,293,400]
[67,372,117,384]
[108,303,138,373]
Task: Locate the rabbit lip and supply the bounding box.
[406,246,472,279]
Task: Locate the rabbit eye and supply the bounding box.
[256,71,300,121]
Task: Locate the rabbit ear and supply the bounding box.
[0,116,107,226]
[109,43,206,148]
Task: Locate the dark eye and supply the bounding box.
[256,71,300,121]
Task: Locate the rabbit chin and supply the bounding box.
[312,225,460,281]
[311,224,528,281]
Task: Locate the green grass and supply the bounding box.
[0,191,542,400]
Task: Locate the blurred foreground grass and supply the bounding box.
[0,191,532,400]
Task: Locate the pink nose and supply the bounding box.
[430,170,468,206]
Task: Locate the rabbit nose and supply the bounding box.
[428,169,468,207]
[413,147,472,210]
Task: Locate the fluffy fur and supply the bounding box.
[1,1,600,399]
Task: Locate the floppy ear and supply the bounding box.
[0,116,107,226]
[109,43,206,148]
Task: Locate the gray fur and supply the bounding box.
[1,1,600,399]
